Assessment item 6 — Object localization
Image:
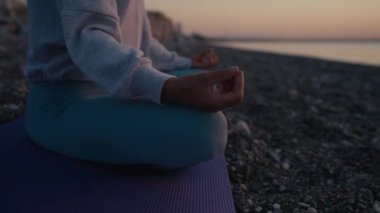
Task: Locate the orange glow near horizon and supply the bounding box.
[146,0,380,39]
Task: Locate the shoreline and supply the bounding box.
[206,40,380,69]
[1,32,380,212]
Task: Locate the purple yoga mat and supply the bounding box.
[0,116,236,213]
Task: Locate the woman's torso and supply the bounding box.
[25,0,147,82]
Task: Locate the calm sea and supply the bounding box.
[215,41,380,67]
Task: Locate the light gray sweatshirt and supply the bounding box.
[25,0,192,104]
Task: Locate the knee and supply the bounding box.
[202,111,228,159]
[142,111,229,171]
[177,111,228,168]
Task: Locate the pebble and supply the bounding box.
[240,184,248,191]
[307,207,318,213]
[255,206,263,212]
[235,120,251,135]
[374,201,380,213]
[346,174,369,185]
[282,162,290,170]
[268,149,281,163]
[305,195,313,201]
[372,137,380,150]
[298,202,310,208]
[272,179,280,186]
[273,203,281,209]
[348,198,355,204]
[247,198,253,206]
[279,185,286,192]
[4,104,20,111]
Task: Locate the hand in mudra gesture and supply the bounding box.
[162,68,244,112]
[191,48,219,69]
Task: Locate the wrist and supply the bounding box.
[161,77,178,104]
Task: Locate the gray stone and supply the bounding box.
[268,149,281,163]
[374,201,380,213]
[255,206,263,212]
[273,203,281,209]
[372,137,380,150]
[240,184,247,191]
[279,185,286,192]
[7,103,19,111]
[282,162,290,170]
[307,207,318,213]
[234,120,251,135]
[298,202,310,208]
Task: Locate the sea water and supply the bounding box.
[215,41,380,67]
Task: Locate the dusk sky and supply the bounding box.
[146,0,380,39]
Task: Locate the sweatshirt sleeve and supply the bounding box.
[141,12,192,72]
[56,0,175,104]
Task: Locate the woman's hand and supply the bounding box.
[162,68,244,112]
[191,48,219,69]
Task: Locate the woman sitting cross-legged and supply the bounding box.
[25,0,244,170]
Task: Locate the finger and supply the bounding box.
[210,69,239,82]
[208,49,216,58]
[233,71,244,93]
[234,71,245,102]
[209,70,243,107]
[216,79,244,108]
[207,48,215,55]
[205,52,215,66]
[210,54,218,65]
[213,87,240,108]
[203,49,214,59]
[213,52,219,64]
[220,78,235,93]
[194,50,207,61]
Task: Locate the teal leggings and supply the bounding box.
[25,69,228,169]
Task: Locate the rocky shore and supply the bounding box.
[1,11,380,213]
[179,42,380,213]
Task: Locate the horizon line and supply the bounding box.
[200,36,380,42]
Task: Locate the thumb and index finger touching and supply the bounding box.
[210,67,245,106]
[210,67,240,82]
[198,48,218,66]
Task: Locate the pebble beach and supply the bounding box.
[179,42,380,212]
[1,14,380,213]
